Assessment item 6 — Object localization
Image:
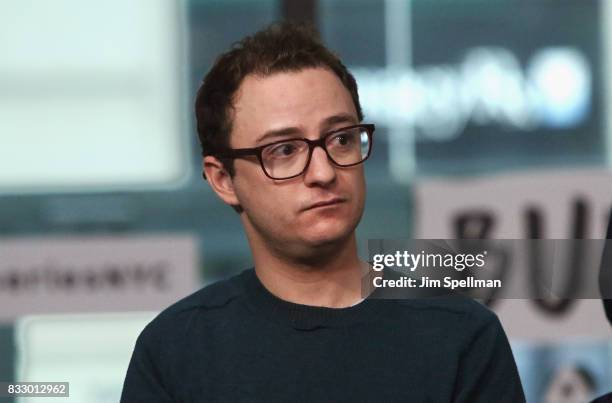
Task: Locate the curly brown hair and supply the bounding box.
[194,21,364,177]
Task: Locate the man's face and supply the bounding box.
[226,67,366,256]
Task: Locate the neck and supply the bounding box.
[248,231,369,308]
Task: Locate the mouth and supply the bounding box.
[303,197,346,211]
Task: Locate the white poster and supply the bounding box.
[0,0,188,193]
[0,234,200,322]
[414,168,612,341]
[16,312,157,403]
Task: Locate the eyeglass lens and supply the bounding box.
[261,126,370,179]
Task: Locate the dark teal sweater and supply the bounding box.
[121,268,525,402]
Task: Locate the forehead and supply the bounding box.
[229,67,357,146]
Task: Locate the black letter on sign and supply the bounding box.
[453,210,507,307]
[454,211,494,239]
[600,205,612,326]
[526,198,588,315]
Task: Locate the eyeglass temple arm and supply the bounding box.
[212,147,261,159]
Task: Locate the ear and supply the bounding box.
[202,156,241,208]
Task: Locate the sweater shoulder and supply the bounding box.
[139,269,249,341]
[383,295,498,325]
[163,269,247,314]
[377,296,503,349]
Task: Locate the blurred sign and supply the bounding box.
[0,0,188,193]
[15,312,155,403]
[411,0,603,175]
[356,46,591,140]
[414,168,612,341]
[0,234,199,322]
[356,0,603,180]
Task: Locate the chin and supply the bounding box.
[301,221,355,247]
[291,202,363,248]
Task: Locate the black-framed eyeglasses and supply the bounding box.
[212,124,375,180]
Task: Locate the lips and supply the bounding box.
[303,197,346,211]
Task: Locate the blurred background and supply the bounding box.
[1,0,612,402]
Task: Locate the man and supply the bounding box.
[121,22,525,402]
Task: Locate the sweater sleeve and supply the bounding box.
[120,326,174,403]
[452,311,526,403]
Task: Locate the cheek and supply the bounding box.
[345,170,366,206]
[235,177,295,222]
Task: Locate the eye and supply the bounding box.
[265,141,301,158]
[329,131,356,147]
[336,134,349,145]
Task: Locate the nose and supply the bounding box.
[303,145,336,187]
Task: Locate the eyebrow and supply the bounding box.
[254,113,359,145]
